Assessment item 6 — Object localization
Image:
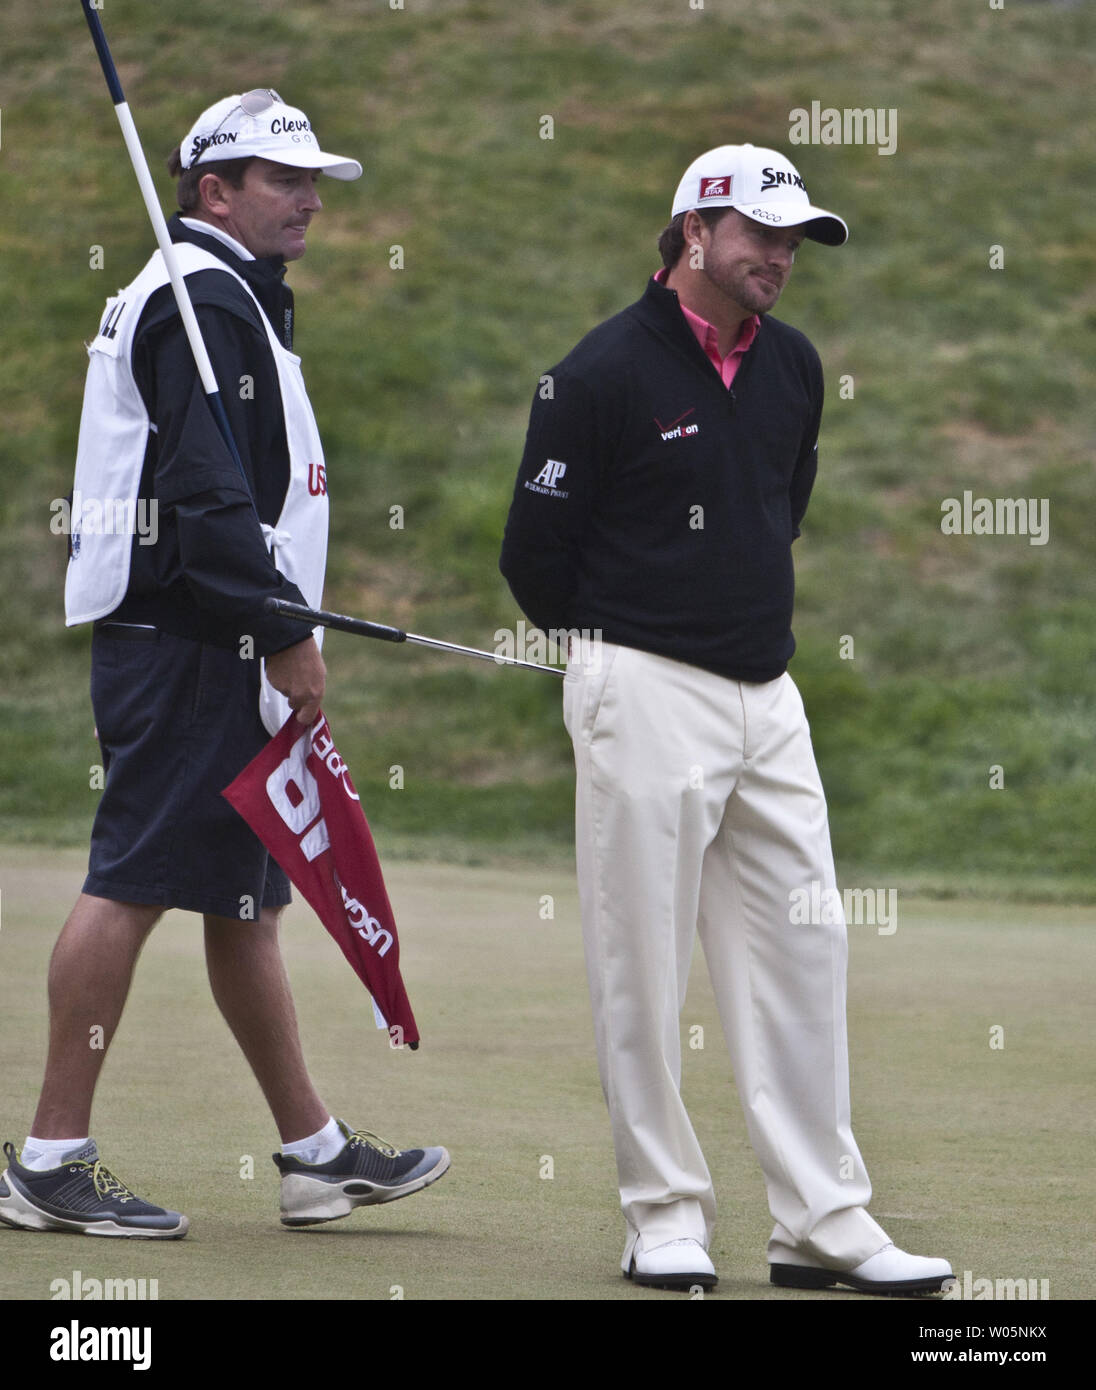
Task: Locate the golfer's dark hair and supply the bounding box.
[657,206,733,269]
[167,145,253,213]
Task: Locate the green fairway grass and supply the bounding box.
[1,847,1091,1302]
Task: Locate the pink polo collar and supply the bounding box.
[654,267,759,388]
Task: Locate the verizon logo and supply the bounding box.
[654,409,699,442]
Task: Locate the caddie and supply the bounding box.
[500,144,952,1294]
[0,91,448,1238]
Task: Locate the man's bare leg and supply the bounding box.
[31,893,162,1139]
[203,907,450,1227]
[203,908,328,1144]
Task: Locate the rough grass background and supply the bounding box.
[0,0,1093,891]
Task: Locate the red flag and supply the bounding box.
[222,711,420,1049]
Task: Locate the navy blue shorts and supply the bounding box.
[84,624,291,918]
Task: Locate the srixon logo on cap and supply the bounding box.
[698,175,733,200]
[189,131,239,161]
[760,167,806,192]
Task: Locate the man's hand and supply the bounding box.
[265,637,327,725]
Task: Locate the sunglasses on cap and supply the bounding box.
[204,88,284,145]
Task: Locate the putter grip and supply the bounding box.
[265,597,406,644]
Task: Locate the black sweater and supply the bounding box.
[499,275,823,683]
[106,214,313,656]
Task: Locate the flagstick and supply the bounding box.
[80,0,251,490]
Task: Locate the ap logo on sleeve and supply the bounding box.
[525,459,570,498]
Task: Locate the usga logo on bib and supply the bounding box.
[524,458,569,498]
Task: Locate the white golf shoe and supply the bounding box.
[626,1236,718,1291]
[770,1241,953,1295]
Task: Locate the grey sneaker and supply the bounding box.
[273,1120,450,1226]
[0,1140,188,1238]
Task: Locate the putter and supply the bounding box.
[266,598,566,677]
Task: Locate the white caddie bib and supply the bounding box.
[65,243,329,736]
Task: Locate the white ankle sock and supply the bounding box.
[281,1117,343,1165]
[22,1135,95,1171]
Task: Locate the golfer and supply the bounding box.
[0,92,447,1238]
[500,144,951,1294]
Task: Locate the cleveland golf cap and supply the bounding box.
[671,144,847,246]
[181,90,362,180]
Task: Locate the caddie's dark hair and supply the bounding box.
[167,145,253,213]
[657,206,733,269]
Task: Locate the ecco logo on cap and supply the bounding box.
[698,176,732,200]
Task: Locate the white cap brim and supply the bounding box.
[253,149,363,181]
[734,199,848,246]
[189,144,363,181]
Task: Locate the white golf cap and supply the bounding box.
[671,144,847,246]
[180,90,362,181]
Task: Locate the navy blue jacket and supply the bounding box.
[106,215,312,656]
[500,275,823,683]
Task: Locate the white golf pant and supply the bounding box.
[563,642,889,1270]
